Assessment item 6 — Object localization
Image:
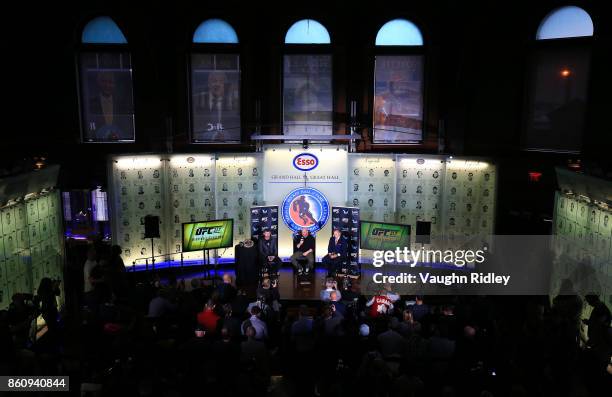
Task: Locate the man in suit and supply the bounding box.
[87,71,134,141]
[193,70,240,142]
[322,228,347,276]
[258,229,281,275]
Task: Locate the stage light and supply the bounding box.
[446,160,489,170]
[560,68,571,78]
[528,171,542,182]
[115,156,162,170]
[217,156,256,166]
[169,155,213,166]
[567,158,581,171]
[33,156,47,170]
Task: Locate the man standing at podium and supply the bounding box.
[322,229,347,276]
[291,228,315,275]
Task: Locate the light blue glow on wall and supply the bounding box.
[82,16,127,44]
[285,19,331,44]
[375,19,423,46]
[193,19,239,43]
[536,6,593,40]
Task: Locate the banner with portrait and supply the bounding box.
[79,52,135,142]
[283,54,333,136]
[191,53,241,143]
[373,55,423,143]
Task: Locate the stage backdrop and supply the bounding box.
[348,154,396,223]
[0,190,63,310]
[167,155,216,262]
[109,154,263,265]
[263,144,348,258]
[552,191,612,310]
[215,154,264,259]
[108,152,496,266]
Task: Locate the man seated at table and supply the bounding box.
[258,229,281,275]
[322,228,348,276]
[290,228,315,276]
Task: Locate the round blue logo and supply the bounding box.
[292,153,319,171]
[282,187,330,232]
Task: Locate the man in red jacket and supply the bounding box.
[197,300,220,335]
[366,290,394,318]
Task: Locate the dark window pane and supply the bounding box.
[283,54,333,136]
[191,53,241,143]
[79,52,135,142]
[524,47,589,152]
[373,55,424,143]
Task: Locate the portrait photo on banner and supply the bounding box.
[79,52,136,142]
[373,55,423,143]
[191,54,241,143]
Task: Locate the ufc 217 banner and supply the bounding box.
[250,206,279,241]
[331,206,360,268]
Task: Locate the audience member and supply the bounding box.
[329,291,346,318]
[217,273,237,303]
[410,295,430,322]
[320,278,342,301]
[291,305,315,353]
[377,317,406,360]
[242,306,268,340]
[83,247,98,293]
[366,289,394,317]
[397,309,422,337]
[197,300,221,335]
[147,289,177,318]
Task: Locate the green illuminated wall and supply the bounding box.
[0,190,63,310]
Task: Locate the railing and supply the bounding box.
[130,250,225,276]
[130,252,187,272]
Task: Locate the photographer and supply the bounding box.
[248,278,281,318]
[320,277,342,301]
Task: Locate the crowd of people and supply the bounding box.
[0,243,610,396]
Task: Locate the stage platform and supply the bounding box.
[138,265,361,301]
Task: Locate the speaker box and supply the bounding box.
[144,215,160,239]
[415,221,431,244]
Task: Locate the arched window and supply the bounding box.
[81,16,127,44]
[373,19,425,144]
[375,19,423,46]
[193,19,239,44]
[78,17,135,143]
[285,19,331,44]
[524,6,593,152]
[190,19,241,143]
[283,19,333,137]
[536,6,593,40]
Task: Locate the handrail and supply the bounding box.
[130,251,186,272]
[132,252,180,264]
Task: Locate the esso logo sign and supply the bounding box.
[293,153,319,171]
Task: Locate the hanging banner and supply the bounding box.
[250,205,279,241]
[331,206,360,268]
